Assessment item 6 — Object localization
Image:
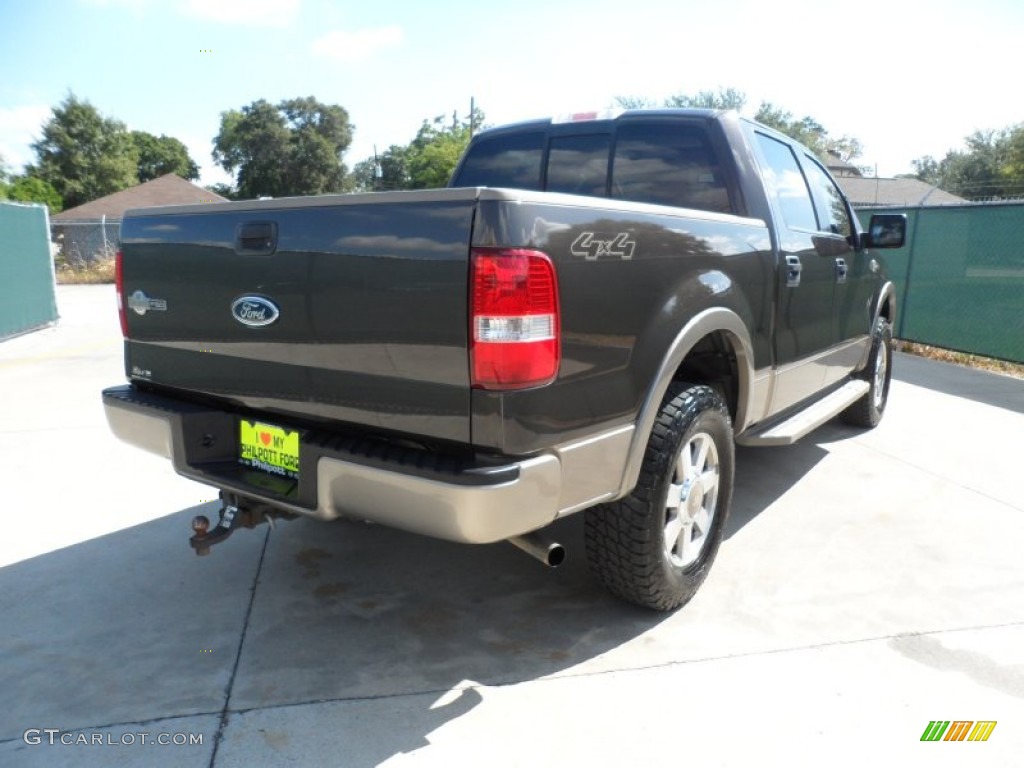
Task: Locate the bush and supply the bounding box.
[55,253,115,284]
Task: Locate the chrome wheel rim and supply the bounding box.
[873,340,889,411]
[664,432,720,568]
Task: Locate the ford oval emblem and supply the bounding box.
[231,295,280,327]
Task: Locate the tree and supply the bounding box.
[212,97,353,199]
[912,126,1024,199]
[27,93,139,210]
[0,153,9,199]
[350,107,484,192]
[279,97,353,194]
[754,103,862,162]
[406,110,481,189]
[205,183,238,201]
[131,131,199,182]
[614,95,658,109]
[615,87,746,112]
[6,176,63,212]
[665,87,747,111]
[351,144,411,192]
[1003,127,1024,190]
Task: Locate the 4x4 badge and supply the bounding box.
[571,232,636,261]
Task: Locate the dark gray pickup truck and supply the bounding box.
[103,109,905,611]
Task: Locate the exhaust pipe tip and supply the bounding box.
[547,543,566,568]
[508,532,565,568]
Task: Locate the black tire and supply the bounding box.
[585,383,734,611]
[840,317,893,428]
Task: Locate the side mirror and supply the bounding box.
[864,213,907,249]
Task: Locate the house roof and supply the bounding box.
[824,151,862,177]
[51,174,226,221]
[835,176,966,207]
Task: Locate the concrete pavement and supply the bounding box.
[1,285,1021,766]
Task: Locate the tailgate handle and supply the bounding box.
[235,221,277,255]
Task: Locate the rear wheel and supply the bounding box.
[840,317,893,428]
[585,383,734,611]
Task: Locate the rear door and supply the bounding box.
[751,131,836,412]
[797,154,871,385]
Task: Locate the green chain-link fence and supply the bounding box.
[856,203,1024,363]
[0,202,58,340]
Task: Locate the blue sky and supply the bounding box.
[2,0,1022,187]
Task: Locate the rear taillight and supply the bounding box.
[470,248,560,390]
[115,249,127,337]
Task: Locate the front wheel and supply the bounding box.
[840,318,893,428]
[585,383,734,611]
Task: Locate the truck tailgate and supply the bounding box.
[118,189,479,443]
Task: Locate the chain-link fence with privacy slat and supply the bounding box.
[50,219,121,266]
[0,203,58,339]
[856,202,1024,364]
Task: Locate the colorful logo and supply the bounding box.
[921,721,997,742]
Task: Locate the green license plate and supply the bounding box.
[239,420,300,480]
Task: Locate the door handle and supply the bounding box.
[785,254,802,287]
[835,257,848,284]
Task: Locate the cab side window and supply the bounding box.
[801,156,853,238]
[612,123,733,213]
[754,133,818,232]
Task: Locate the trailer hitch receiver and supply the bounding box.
[189,496,295,556]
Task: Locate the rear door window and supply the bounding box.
[801,155,853,237]
[612,122,732,213]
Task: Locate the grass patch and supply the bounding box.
[55,256,115,285]
[898,341,1024,379]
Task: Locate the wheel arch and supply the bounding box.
[617,307,754,498]
[853,280,896,374]
[873,281,897,329]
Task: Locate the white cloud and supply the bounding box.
[178,0,300,27]
[311,27,403,62]
[0,105,52,172]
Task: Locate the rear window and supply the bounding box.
[454,120,734,215]
[546,134,611,196]
[452,131,543,189]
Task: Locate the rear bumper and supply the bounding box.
[102,385,629,544]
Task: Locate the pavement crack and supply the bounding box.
[207,525,271,767]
